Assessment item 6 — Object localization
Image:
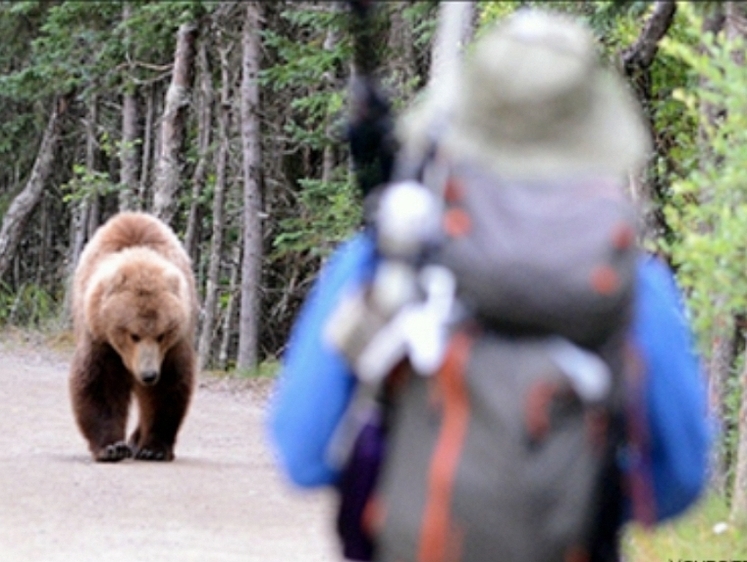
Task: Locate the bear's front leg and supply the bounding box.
[130,343,195,461]
[69,342,134,462]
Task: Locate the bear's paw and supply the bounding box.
[133,444,174,462]
[95,441,133,462]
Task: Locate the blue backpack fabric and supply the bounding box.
[268,231,377,487]
[630,255,710,522]
[268,234,709,523]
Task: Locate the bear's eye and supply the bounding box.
[156,333,165,344]
[130,333,141,343]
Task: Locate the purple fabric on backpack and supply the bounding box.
[336,408,385,562]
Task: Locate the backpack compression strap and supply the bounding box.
[418,330,474,562]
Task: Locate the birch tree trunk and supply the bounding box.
[120,89,139,211]
[138,84,155,209]
[0,98,65,281]
[68,96,98,280]
[85,97,101,240]
[321,14,340,185]
[218,244,242,371]
[153,23,198,225]
[119,2,138,212]
[237,2,263,371]
[184,36,213,263]
[197,40,230,373]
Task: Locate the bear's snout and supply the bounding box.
[140,370,159,385]
[133,341,163,386]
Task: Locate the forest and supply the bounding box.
[0,0,746,537]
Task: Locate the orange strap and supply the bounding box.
[418,331,473,562]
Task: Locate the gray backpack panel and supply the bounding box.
[376,332,617,562]
[434,167,638,347]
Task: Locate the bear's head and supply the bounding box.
[85,248,192,386]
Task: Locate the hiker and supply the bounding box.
[269,9,709,562]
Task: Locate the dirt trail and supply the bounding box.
[0,332,340,562]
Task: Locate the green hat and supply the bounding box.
[400,10,651,180]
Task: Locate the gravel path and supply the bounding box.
[0,332,340,562]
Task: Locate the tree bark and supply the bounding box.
[0,98,65,281]
[119,2,139,212]
[732,328,747,520]
[184,36,213,263]
[237,2,263,371]
[120,89,139,211]
[321,10,341,185]
[68,96,98,279]
[85,97,101,241]
[725,1,747,519]
[725,2,747,45]
[138,84,155,210]
[620,0,677,243]
[218,244,242,371]
[197,38,230,373]
[621,1,677,72]
[153,22,198,225]
[690,5,730,493]
[708,317,738,493]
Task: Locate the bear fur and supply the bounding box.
[69,212,198,462]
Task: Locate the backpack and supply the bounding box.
[327,159,640,562]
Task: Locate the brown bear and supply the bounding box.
[69,212,198,462]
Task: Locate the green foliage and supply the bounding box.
[660,4,747,345]
[478,1,520,27]
[260,7,350,151]
[0,281,58,328]
[273,175,361,260]
[401,1,438,50]
[0,2,123,100]
[262,5,362,259]
[0,1,210,103]
[61,164,120,203]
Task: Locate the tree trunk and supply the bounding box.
[68,96,98,278]
[724,1,747,519]
[37,195,49,286]
[218,244,242,371]
[197,39,230,373]
[708,317,738,493]
[619,0,677,242]
[725,2,747,47]
[321,12,341,185]
[732,328,747,520]
[153,23,198,225]
[184,36,213,264]
[119,2,138,212]
[138,84,155,210]
[237,2,263,371]
[120,89,139,211]
[85,97,100,241]
[0,98,65,281]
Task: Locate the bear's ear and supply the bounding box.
[165,271,183,297]
[105,269,128,296]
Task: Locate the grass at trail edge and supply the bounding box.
[624,494,747,561]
